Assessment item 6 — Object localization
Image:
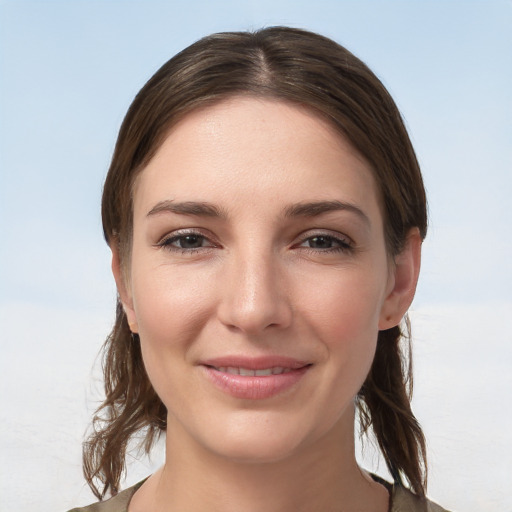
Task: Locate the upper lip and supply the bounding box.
[200,356,310,370]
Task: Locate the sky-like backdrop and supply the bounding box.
[1,1,511,511]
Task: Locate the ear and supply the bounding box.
[378,228,422,330]
[111,243,139,334]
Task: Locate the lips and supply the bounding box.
[200,356,311,400]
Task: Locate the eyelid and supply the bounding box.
[155,228,219,250]
[153,227,354,253]
[295,229,354,246]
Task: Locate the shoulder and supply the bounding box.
[66,481,143,512]
[392,484,451,512]
[370,473,450,512]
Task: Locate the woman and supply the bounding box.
[70,27,449,511]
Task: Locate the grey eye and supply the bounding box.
[160,233,212,250]
[306,236,337,249]
[176,235,205,249]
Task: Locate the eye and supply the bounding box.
[296,233,353,253]
[170,234,208,249]
[157,230,216,252]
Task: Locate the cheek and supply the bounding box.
[131,263,215,339]
[130,266,217,395]
[298,267,387,387]
[302,268,386,339]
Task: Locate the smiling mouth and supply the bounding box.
[202,362,312,399]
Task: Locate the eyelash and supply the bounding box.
[156,230,217,254]
[295,232,353,254]
[156,230,354,255]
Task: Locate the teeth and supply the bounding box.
[214,366,289,376]
[255,369,272,376]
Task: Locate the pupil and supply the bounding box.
[311,236,332,248]
[182,235,202,248]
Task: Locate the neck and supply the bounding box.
[132,405,388,512]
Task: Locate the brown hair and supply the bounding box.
[84,26,428,500]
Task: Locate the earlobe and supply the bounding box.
[378,228,422,330]
[111,243,139,333]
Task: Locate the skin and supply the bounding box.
[113,97,421,512]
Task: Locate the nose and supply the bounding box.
[217,251,293,335]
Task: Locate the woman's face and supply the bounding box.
[116,97,417,463]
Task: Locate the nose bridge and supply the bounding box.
[219,242,291,333]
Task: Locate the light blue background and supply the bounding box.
[1,1,511,510]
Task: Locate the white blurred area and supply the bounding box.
[1,1,510,511]
[1,299,510,511]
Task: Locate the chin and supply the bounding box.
[210,434,306,465]
[190,409,336,466]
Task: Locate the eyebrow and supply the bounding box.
[283,200,370,226]
[147,200,227,218]
[146,199,370,226]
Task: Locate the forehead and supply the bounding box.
[133,97,381,220]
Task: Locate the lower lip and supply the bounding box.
[201,366,310,400]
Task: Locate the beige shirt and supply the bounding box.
[68,478,450,512]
